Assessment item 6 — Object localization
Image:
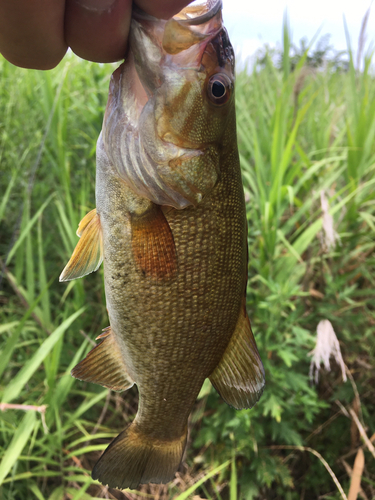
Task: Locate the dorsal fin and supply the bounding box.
[71,327,134,392]
[209,298,265,409]
[59,208,103,282]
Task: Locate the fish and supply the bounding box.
[59,0,265,490]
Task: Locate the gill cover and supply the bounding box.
[102,0,235,209]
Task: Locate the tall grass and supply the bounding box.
[1,17,374,500]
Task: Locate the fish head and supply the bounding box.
[102,0,236,208]
[132,0,235,145]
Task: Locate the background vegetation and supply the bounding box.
[0,15,374,500]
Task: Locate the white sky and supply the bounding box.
[222,0,375,63]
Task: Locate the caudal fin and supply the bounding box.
[92,422,187,490]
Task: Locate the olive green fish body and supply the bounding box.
[96,113,246,434]
[60,0,265,490]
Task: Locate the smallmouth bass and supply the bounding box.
[60,0,265,490]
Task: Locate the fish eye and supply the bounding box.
[212,80,226,98]
[207,73,232,105]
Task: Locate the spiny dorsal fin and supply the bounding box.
[71,327,134,392]
[131,204,177,279]
[59,208,103,282]
[209,298,265,410]
[96,326,111,340]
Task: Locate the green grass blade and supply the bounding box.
[2,307,85,404]
[0,289,47,380]
[47,339,89,417]
[0,411,37,485]
[230,456,238,500]
[174,460,230,500]
[0,170,17,222]
[6,193,55,266]
[25,199,35,302]
[282,11,291,82]
[29,482,47,500]
[0,321,19,334]
[37,216,51,327]
[65,390,108,428]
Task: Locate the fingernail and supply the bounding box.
[76,0,117,12]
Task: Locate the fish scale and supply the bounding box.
[59,0,265,490]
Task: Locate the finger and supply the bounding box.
[135,0,193,20]
[0,0,67,70]
[64,0,132,63]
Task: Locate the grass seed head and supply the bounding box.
[320,190,341,252]
[309,319,347,384]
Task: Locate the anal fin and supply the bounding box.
[209,299,265,410]
[71,327,134,392]
[59,208,103,282]
[131,203,177,279]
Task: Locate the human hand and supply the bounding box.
[0,0,192,70]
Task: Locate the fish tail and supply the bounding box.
[92,422,187,490]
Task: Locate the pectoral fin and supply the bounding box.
[131,204,177,279]
[209,299,265,410]
[59,209,103,282]
[71,327,134,392]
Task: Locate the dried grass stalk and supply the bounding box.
[268,445,348,500]
[348,448,365,500]
[349,408,375,459]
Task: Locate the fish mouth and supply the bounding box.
[171,0,222,26]
[131,0,224,73]
[133,0,222,26]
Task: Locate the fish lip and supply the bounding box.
[175,0,222,26]
[133,0,222,26]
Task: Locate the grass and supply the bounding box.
[0,17,374,500]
